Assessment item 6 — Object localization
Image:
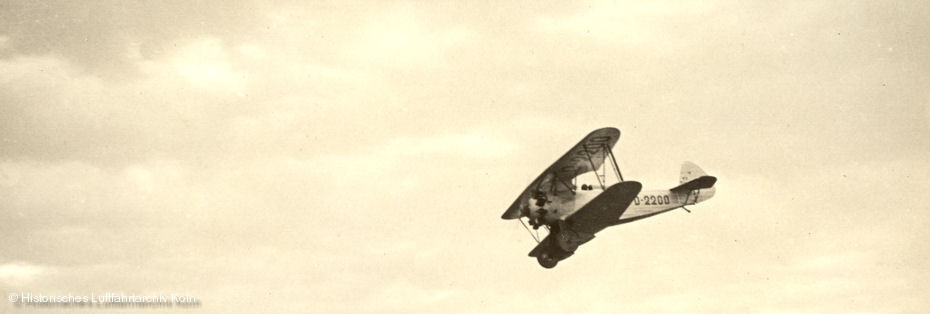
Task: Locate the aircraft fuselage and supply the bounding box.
[529,185,716,226]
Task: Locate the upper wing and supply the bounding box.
[565,181,642,234]
[501,127,621,219]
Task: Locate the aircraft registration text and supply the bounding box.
[633,195,671,206]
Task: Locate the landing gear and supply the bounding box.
[537,252,558,269]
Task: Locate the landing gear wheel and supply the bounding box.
[537,253,558,269]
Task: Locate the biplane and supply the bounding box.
[501,127,717,268]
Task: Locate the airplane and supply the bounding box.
[501,127,717,268]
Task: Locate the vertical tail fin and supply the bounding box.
[680,161,707,184]
[672,161,716,193]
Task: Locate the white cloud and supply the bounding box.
[364,280,457,311]
[0,262,48,284]
[536,1,715,43]
[384,132,517,159]
[235,43,268,60]
[346,6,474,68]
[172,38,245,93]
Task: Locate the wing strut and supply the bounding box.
[518,218,541,243]
[604,143,624,182]
[583,149,606,190]
[555,176,575,195]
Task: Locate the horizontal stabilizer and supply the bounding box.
[670,175,717,193]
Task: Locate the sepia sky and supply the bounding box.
[1,1,929,312]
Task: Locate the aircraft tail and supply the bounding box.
[679,161,707,183]
[671,161,716,193]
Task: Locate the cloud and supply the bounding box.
[536,0,716,44]
[170,38,245,93]
[0,51,358,161]
[384,132,517,159]
[362,281,457,312]
[0,2,502,163]
[346,6,475,68]
[0,1,279,75]
[0,262,48,285]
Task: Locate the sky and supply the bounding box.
[1,0,929,313]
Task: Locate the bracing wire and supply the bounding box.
[518,218,540,243]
